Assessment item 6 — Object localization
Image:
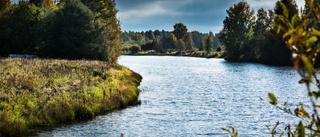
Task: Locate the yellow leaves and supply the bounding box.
[283,29,295,39]
[306,36,318,52]
[311,29,320,37]
[268,93,277,105]
[279,2,289,19]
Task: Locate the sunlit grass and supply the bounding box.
[0,58,142,136]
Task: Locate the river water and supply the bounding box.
[37,56,311,137]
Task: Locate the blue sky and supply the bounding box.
[116,0,305,33]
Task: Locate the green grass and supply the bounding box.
[0,58,142,136]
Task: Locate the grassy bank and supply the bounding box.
[0,58,142,136]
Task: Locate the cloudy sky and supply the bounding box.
[116,0,305,33]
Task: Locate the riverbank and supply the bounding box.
[0,58,142,136]
[124,50,224,58]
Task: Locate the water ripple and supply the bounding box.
[37,56,308,137]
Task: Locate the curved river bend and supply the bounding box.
[38,56,310,137]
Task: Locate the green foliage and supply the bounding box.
[29,0,44,7]
[219,1,255,61]
[269,0,320,136]
[268,93,277,105]
[130,45,141,54]
[167,33,178,50]
[39,0,96,59]
[198,35,205,51]
[0,1,43,56]
[0,0,121,65]
[206,32,214,53]
[173,22,188,40]
[0,59,142,136]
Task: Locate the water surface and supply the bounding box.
[38,56,310,137]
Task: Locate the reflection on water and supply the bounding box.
[38,56,309,137]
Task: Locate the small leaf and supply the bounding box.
[279,2,289,19]
[268,93,277,105]
[279,132,284,137]
[291,15,297,27]
[301,55,313,82]
[296,122,305,137]
[283,29,295,39]
[287,37,294,46]
[311,29,320,37]
[232,132,238,137]
[300,106,310,118]
[306,36,318,49]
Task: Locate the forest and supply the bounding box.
[120,24,220,56]
[219,0,308,66]
[0,0,121,65]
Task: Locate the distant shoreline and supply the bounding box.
[123,50,224,59]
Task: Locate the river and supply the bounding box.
[37,56,310,137]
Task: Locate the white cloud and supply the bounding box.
[118,1,193,21]
[247,0,305,11]
[247,0,275,9]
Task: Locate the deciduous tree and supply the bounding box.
[173,22,188,40]
[219,1,255,61]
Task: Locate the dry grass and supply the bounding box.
[0,58,142,136]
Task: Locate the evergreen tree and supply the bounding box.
[167,33,177,50]
[266,0,298,65]
[0,1,42,56]
[198,35,205,51]
[191,31,201,48]
[206,32,214,53]
[154,36,163,52]
[40,0,96,59]
[252,8,269,59]
[173,22,188,40]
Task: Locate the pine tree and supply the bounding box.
[198,36,205,51]
[167,33,177,50]
[206,32,213,53]
[40,0,96,59]
[184,33,195,51]
[173,22,188,40]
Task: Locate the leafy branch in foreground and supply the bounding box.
[269,0,320,136]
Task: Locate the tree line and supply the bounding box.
[121,23,220,54]
[0,0,121,65]
[219,0,303,66]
